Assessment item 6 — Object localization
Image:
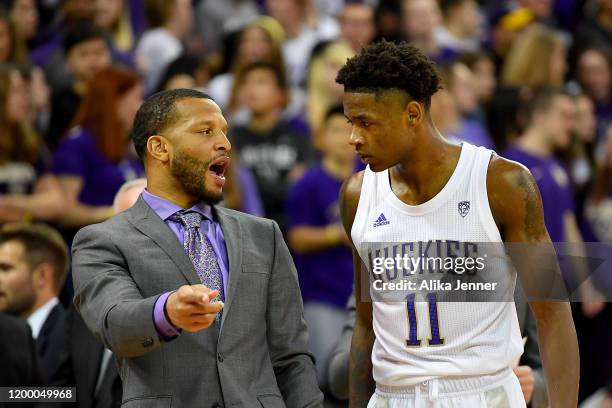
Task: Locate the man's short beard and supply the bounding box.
[170,149,224,204]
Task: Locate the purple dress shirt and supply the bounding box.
[142,190,229,340]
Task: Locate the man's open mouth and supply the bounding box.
[209,156,230,178]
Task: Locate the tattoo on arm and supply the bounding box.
[516,169,547,241]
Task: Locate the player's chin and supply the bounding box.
[368,160,390,173]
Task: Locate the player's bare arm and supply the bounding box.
[487,155,579,408]
[339,170,375,408]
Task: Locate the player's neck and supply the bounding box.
[393,130,458,199]
[518,128,553,157]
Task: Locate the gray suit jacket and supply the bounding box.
[71,196,323,408]
[328,286,548,407]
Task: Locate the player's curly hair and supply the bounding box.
[336,40,441,109]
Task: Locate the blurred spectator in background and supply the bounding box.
[136,0,193,94]
[194,0,259,58]
[2,0,39,50]
[489,23,566,148]
[208,16,285,113]
[573,0,612,58]
[286,105,354,389]
[0,312,43,390]
[45,24,111,149]
[502,24,567,92]
[339,2,376,53]
[431,62,494,148]
[307,39,354,149]
[586,126,612,245]
[575,46,612,137]
[486,4,535,72]
[503,89,577,243]
[30,0,120,93]
[0,223,68,382]
[435,0,482,53]
[373,0,403,43]
[457,50,496,123]
[51,67,143,229]
[93,0,136,53]
[51,178,146,408]
[155,53,209,93]
[230,61,313,230]
[401,0,455,65]
[503,88,605,318]
[0,5,26,63]
[112,177,146,214]
[266,0,339,87]
[0,63,64,224]
[516,0,556,26]
[565,93,598,214]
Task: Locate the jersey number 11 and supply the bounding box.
[406,293,445,347]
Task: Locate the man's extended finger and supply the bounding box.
[190,301,224,314]
[179,285,214,304]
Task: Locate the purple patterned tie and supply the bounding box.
[171,211,224,323]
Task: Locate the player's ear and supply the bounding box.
[405,100,423,127]
[147,134,172,164]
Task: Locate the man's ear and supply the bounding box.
[32,262,55,293]
[147,135,171,163]
[405,100,424,126]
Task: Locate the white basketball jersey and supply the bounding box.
[351,143,523,388]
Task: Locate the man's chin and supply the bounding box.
[195,188,224,205]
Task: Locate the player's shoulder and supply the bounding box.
[486,153,540,223]
[340,170,365,206]
[339,170,365,227]
[487,153,536,192]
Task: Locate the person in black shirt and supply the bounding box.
[229,61,314,230]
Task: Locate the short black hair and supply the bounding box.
[336,40,441,109]
[324,104,346,124]
[132,88,214,160]
[524,87,570,124]
[240,60,287,90]
[63,23,109,55]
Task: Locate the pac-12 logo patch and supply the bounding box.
[458,201,470,217]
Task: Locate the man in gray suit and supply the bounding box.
[328,284,548,407]
[71,89,323,408]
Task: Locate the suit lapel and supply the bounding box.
[127,196,201,285]
[214,206,243,330]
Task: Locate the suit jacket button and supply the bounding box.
[142,337,154,348]
[217,353,224,362]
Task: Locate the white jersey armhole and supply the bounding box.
[471,147,504,243]
[350,166,374,245]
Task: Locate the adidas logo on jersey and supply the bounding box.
[373,213,390,227]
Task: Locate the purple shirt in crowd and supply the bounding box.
[503,146,575,243]
[446,119,495,150]
[286,164,354,308]
[142,190,229,340]
[52,127,144,206]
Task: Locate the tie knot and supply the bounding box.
[171,211,203,229]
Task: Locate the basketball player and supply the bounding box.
[337,41,578,407]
